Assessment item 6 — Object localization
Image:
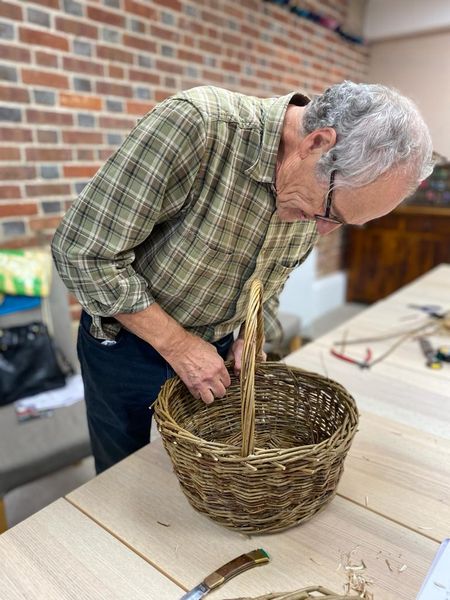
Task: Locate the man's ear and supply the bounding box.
[300,127,336,157]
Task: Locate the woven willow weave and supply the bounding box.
[155,280,359,533]
[225,586,358,599]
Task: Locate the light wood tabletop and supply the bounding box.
[0,498,183,599]
[1,264,449,599]
[284,346,450,439]
[67,441,438,600]
[284,264,450,438]
[304,266,450,376]
[339,412,450,543]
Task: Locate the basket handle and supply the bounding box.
[240,279,264,457]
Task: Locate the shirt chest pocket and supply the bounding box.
[154,228,251,319]
[257,236,316,298]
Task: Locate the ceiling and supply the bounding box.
[364,0,450,42]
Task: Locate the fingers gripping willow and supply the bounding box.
[154,280,359,534]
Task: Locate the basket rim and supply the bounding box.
[158,416,358,461]
[155,364,359,461]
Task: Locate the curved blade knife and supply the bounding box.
[180,548,270,600]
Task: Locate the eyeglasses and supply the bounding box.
[314,169,344,225]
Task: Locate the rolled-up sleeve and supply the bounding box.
[51,98,206,320]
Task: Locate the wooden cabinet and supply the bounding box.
[345,206,450,303]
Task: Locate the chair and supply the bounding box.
[263,311,303,359]
[0,257,91,533]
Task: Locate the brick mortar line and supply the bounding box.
[1,29,367,64]
[0,104,152,117]
[7,62,364,80]
[0,71,361,102]
[2,56,363,76]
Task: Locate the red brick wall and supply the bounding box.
[0,0,368,317]
[315,228,344,275]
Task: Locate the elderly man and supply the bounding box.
[52,81,433,473]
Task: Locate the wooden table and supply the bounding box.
[0,499,183,599]
[290,264,450,439]
[2,264,449,599]
[65,442,439,599]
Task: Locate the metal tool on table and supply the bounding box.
[418,336,442,369]
[180,548,270,600]
[408,304,446,319]
[436,345,450,363]
[330,347,372,369]
[327,303,449,371]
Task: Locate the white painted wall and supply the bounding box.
[368,31,450,158]
[279,248,316,328]
[279,249,347,330]
[365,0,450,41]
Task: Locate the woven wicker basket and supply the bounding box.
[225,587,358,599]
[154,280,359,534]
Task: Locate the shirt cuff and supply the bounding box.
[78,268,156,340]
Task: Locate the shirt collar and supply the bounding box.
[244,92,310,184]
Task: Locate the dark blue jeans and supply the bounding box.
[77,310,233,474]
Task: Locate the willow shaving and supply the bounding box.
[340,549,374,599]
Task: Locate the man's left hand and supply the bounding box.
[226,338,267,376]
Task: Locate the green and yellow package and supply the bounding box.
[0,249,52,297]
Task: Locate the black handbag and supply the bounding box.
[0,321,70,406]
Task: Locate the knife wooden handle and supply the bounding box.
[203,549,270,590]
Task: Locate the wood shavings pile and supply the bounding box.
[227,546,413,599]
[338,549,374,599]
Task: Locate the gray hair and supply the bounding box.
[301,81,434,189]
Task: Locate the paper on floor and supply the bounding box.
[14,374,84,411]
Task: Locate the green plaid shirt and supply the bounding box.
[52,86,318,342]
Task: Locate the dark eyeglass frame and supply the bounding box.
[314,169,344,225]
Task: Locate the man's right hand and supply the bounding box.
[167,332,231,404]
[115,303,231,405]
